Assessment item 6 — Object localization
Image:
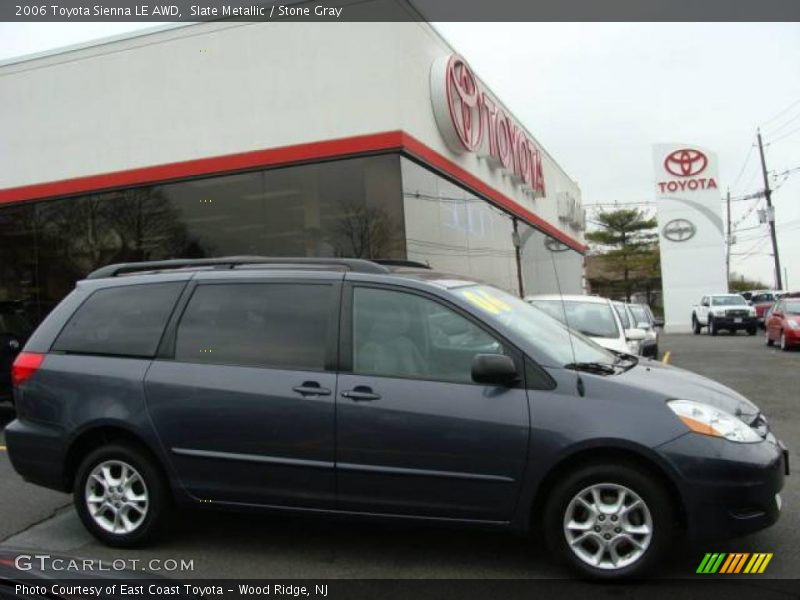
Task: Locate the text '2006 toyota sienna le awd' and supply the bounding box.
[6,257,789,578]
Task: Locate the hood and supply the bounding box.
[616,359,760,420]
[592,336,628,354]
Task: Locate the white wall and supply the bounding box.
[0,17,583,247]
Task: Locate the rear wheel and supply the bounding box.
[692,316,701,335]
[74,443,169,547]
[543,462,674,579]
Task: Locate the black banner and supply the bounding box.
[3,0,800,22]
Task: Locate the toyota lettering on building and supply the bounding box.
[430,54,546,198]
[656,148,718,193]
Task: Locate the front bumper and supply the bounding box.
[657,432,787,541]
[711,315,757,329]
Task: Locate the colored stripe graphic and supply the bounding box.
[697,552,773,574]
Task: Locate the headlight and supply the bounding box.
[788,319,799,330]
[667,399,761,443]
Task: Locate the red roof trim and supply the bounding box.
[0,130,585,252]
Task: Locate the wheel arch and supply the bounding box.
[526,443,687,535]
[63,422,170,495]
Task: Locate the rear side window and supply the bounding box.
[174,283,333,371]
[53,282,184,357]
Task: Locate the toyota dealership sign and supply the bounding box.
[653,143,726,332]
[430,54,546,198]
[657,148,719,194]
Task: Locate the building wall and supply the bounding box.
[0,15,583,251]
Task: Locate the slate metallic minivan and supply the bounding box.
[6,258,789,578]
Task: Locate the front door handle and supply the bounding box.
[341,386,381,402]
[292,381,332,397]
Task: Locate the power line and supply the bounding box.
[761,97,800,127]
[767,125,800,145]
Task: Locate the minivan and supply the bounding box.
[6,257,788,579]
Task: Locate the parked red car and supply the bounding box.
[751,290,783,328]
[765,293,800,351]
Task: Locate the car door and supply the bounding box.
[335,282,530,523]
[698,296,709,323]
[144,272,341,508]
[767,301,783,341]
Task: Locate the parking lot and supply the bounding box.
[0,332,797,580]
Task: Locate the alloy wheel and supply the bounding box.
[563,483,653,570]
[85,460,149,534]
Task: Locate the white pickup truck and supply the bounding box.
[691,293,758,336]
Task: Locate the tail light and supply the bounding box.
[11,352,45,387]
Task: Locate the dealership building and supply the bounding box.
[0,12,585,324]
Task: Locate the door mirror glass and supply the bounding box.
[471,354,518,386]
[625,328,647,342]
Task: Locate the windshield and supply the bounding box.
[532,299,620,339]
[629,304,649,323]
[613,302,631,329]
[452,287,615,367]
[785,300,800,314]
[712,295,747,306]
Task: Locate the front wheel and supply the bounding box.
[543,463,674,579]
[708,317,718,336]
[74,443,170,547]
[747,327,756,336]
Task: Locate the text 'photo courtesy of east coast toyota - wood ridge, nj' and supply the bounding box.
[0,1,799,599]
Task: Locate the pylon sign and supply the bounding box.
[653,144,726,332]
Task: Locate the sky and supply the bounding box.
[1,22,798,289]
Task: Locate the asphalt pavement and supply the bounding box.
[0,332,797,579]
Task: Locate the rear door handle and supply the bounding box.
[341,386,381,402]
[292,382,332,397]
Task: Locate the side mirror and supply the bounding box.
[748,300,753,306]
[653,318,665,328]
[636,321,651,330]
[471,353,519,386]
[625,328,647,342]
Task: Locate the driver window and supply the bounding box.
[352,287,503,384]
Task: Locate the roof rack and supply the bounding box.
[86,257,391,279]
[370,259,431,270]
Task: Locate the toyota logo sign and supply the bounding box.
[662,218,697,242]
[664,149,708,177]
[430,54,546,198]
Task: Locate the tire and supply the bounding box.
[747,327,756,336]
[73,443,170,547]
[692,316,701,335]
[766,330,774,346]
[709,317,717,336]
[543,462,674,579]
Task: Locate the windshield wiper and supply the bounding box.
[564,361,617,375]
[612,352,639,371]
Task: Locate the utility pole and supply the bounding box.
[756,129,783,290]
[725,188,731,291]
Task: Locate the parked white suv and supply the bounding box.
[526,294,646,354]
[691,294,758,336]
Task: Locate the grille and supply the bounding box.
[726,309,749,317]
